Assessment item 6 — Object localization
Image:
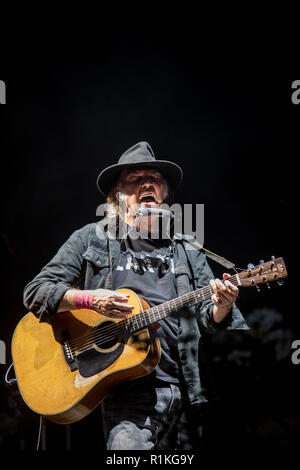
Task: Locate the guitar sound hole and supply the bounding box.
[93,321,122,350]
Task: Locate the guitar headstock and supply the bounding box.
[238,257,288,288]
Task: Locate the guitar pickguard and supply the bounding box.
[62,322,126,378]
[62,321,153,378]
[76,342,124,378]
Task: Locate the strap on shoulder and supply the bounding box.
[174,233,235,270]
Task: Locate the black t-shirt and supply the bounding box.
[112,230,180,383]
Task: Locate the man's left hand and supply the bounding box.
[210,273,239,323]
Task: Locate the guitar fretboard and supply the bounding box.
[123,273,240,333]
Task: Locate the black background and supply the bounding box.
[0,41,297,452]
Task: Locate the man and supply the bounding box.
[23,141,248,450]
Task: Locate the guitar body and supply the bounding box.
[11,289,161,424]
[11,256,287,425]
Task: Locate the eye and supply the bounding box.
[152,177,162,183]
[126,177,141,184]
[125,175,162,184]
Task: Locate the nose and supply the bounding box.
[141,178,154,188]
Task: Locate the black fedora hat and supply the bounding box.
[96,141,183,196]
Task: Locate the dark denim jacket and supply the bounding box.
[23,222,249,407]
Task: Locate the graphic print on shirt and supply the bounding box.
[112,236,180,384]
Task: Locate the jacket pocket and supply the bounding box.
[82,247,110,268]
[174,262,198,281]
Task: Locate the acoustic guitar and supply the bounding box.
[11,257,287,424]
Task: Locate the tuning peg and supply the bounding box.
[263,276,271,289]
[247,263,255,276]
[271,258,275,269]
[250,279,261,291]
[259,261,265,273]
[277,280,284,287]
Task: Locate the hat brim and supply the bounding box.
[96,160,183,196]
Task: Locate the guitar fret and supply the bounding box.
[67,259,286,359]
[128,274,241,334]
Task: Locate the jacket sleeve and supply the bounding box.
[23,224,93,320]
[191,250,249,334]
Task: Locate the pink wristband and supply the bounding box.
[74,291,94,310]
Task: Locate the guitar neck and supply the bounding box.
[125,274,240,333]
[122,256,287,334]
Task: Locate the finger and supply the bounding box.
[210,279,217,293]
[105,309,128,319]
[211,293,221,305]
[217,279,238,300]
[222,273,231,280]
[217,290,235,303]
[110,301,134,310]
[224,280,239,297]
[210,279,226,297]
[216,282,236,299]
[110,293,131,302]
[215,278,227,294]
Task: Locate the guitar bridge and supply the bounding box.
[62,330,78,372]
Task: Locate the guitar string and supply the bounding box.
[67,284,214,349]
[69,261,276,351]
[69,278,243,354]
[17,281,233,387]
[71,288,239,356]
[68,277,240,353]
[84,264,281,352]
[16,266,278,370]
[68,277,240,355]
[67,281,230,350]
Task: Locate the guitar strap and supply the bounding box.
[174,234,236,270]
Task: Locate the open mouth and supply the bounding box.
[139,193,158,205]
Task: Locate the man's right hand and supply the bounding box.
[91,289,134,319]
[58,288,134,319]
